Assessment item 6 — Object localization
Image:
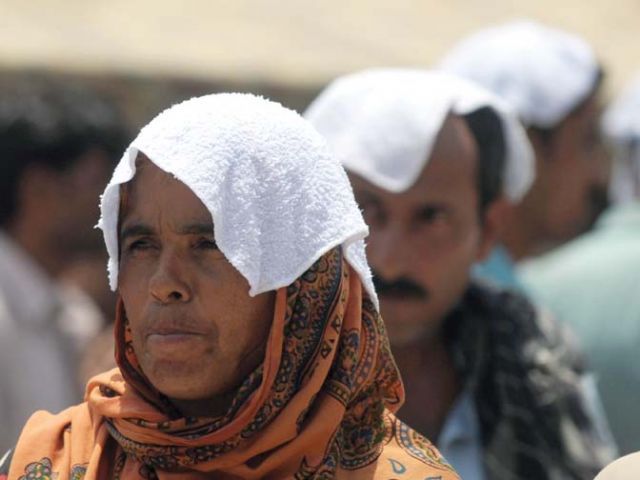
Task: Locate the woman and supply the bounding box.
[3,94,458,479]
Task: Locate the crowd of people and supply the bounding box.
[0,18,638,480]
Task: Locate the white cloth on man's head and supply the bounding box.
[603,74,640,204]
[605,74,640,141]
[304,68,534,202]
[439,19,600,129]
[98,93,376,306]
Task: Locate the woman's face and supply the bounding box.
[118,156,275,414]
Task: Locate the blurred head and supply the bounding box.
[305,70,521,347]
[352,112,505,346]
[0,80,127,269]
[118,155,274,410]
[525,81,610,244]
[441,20,610,251]
[602,73,640,205]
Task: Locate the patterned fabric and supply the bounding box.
[444,281,614,480]
[8,248,458,480]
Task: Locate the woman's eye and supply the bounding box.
[128,239,153,251]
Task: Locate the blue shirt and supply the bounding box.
[473,244,524,292]
[438,389,485,480]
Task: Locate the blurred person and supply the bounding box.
[440,19,610,288]
[0,81,127,452]
[61,252,119,386]
[62,252,117,322]
[306,69,616,479]
[519,74,640,454]
[1,94,459,480]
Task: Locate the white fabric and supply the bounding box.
[603,74,640,204]
[304,68,534,202]
[98,93,377,306]
[0,232,101,452]
[605,74,640,140]
[440,19,600,129]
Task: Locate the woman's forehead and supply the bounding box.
[119,158,213,231]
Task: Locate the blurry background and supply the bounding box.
[2,0,639,127]
[2,0,640,458]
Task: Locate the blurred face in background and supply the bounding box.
[352,115,494,348]
[14,148,114,265]
[51,149,114,254]
[525,88,611,247]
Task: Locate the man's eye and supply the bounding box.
[195,238,218,250]
[418,207,446,224]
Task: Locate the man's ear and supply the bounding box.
[477,196,512,261]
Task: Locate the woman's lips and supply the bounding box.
[145,331,207,358]
[147,332,203,346]
[147,326,203,336]
[144,321,209,353]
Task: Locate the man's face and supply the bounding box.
[352,115,486,347]
[530,91,611,244]
[118,157,275,405]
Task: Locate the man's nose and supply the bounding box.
[368,228,411,281]
[149,250,192,305]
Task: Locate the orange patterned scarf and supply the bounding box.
[9,248,457,479]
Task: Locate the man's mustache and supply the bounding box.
[372,271,429,300]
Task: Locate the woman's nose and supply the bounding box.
[148,250,192,304]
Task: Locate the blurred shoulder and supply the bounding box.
[13,403,93,453]
[469,280,587,372]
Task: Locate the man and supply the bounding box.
[0,80,127,452]
[520,74,640,454]
[440,20,610,287]
[2,94,459,479]
[306,69,615,479]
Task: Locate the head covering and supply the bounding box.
[305,68,535,203]
[97,93,376,305]
[440,19,600,129]
[8,94,458,480]
[603,74,640,204]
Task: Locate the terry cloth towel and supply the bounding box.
[439,19,600,129]
[97,93,377,307]
[305,68,534,202]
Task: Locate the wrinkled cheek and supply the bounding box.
[118,285,148,359]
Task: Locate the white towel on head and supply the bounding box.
[304,68,534,203]
[604,74,640,142]
[603,74,640,204]
[439,19,600,129]
[97,93,377,307]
